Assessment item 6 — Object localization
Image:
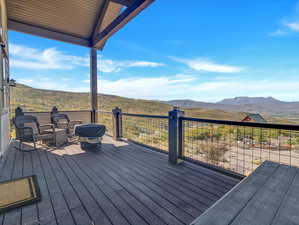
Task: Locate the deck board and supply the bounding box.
[190,161,299,225]
[0,136,240,225]
[2,145,23,225]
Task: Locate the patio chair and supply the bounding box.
[13,115,55,152]
[50,107,82,136]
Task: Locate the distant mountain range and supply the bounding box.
[11,84,297,123]
[164,97,299,119]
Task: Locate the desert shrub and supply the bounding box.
[198,142,228,165]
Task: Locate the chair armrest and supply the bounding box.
[40,124,54,129]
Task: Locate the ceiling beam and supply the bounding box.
[110,0,134,7]
[91,0,110,40]
[8,20,91,47]
[92,0,154,50]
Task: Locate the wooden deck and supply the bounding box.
[0,136,240,225]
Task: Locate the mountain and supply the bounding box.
[164,97,299,122]
[218,96,282,105]
[10,84,247,121]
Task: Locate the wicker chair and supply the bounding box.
[13,115,55,151]
[51,112,82,137]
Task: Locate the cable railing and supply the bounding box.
[122,113,169,152]
[181,117,299,176]
[97,110,113,135]
[14,107,299,177]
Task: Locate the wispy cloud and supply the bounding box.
[285,22,299,31]
[19,77,89,92]
[269,29,288,36]
[10,44,88,70]
[10,43,164,72]
[98,58,164,73]
[18,73,299,102]
[270,1,299,36]
[172,57,243,73]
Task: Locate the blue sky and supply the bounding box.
[9,0,299,102]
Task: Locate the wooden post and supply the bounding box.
[90,47,98,123]
[168,107,184,164]
[112,107,122,140]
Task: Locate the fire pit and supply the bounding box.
[74,124,106,150]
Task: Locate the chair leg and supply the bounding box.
[33,139,37,151]
[19,140,22,151]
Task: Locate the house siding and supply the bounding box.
[0,0,10,158]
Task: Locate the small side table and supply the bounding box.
[54,128,68,147]
[43,128,67,147]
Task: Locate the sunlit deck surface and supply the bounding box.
[0,136,240,225]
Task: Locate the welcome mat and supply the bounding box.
[0,175,41,213]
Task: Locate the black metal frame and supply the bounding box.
[181,116,299,131]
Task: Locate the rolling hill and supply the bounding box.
[10,83,248,121]
[10,84,293,123]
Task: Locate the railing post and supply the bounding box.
[168,107,184,164]
[112,107,122,140]
[91,109,97,123]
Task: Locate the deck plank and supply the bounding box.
[63,147,149,225]
[61,151,131,225]
[230,164,297,225]
[65,146,174,225]
[3,147,24,225]
[126,140,239,186]
[20,149,39,225]
[98,147,195,224]
[102,143,219,206]
[31,148,58,225]
[45,148,92,225]
[52,147,113,225]
[0,147,17,225]
[190,161,279,225]
[101,146,201,217]
[271,168,299,225]
[109,142,233,198]
[65,146,167,225]
[0,137,240,225]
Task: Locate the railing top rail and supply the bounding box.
[122,112,168,119]
[96,110,112,114]
[181,116,299,131]
[23,110,92,113]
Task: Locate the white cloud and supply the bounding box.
[271,2,299,36]
[18,73,299,102]
[10,44,88,70]
[19,76,89,92]
[285,22,299,31]
[172,57,243,73]
[10,43,164,72]
[93,76,299,101]
[269,29,288,36]
[98,58,164,73]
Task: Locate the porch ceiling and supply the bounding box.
[6,0,153,49]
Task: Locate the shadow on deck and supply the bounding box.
[0,136,240,225]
